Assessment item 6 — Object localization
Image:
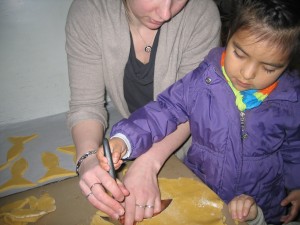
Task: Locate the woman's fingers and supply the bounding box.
[154,197,162,214]
[121,156,161,224]
[78,155,129,219]
[116,178,130,196]
[82,182,123,219]
[123,196,137,225]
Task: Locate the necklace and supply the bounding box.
[133,27,152,53]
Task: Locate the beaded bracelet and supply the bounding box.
[75,149,97,176]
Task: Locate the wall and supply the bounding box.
[0,0,73,125]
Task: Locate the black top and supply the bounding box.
[124,29,160,113]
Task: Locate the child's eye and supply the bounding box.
[264,68,275,74]
[263,66,276,74]
[233,50,244,58]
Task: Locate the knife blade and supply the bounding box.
[103,137,117,179]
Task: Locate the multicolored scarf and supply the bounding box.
[221,51,278,111]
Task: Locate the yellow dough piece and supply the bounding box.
[140,177,225,225]
[90,211,114,225]
[0,134,38,171]
[0,193,56,225]
[91,178,226,225]
[0,158,35,193]
[0,198,29,213]
[57,145,77,163]
[38,152,76,183]
[95,210,108,218]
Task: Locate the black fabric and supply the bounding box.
[213,0,236,45]
[124,29,160,113]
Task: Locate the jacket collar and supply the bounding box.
[205,47,299,103]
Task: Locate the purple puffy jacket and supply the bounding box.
[111,47,300,224]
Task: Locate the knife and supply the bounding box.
[100,138,122,224]
[103,137,117,179]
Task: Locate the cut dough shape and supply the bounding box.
[91,178,226,225]
[57,145,77,163]
[0,193,56,225]
[38,152,76,183]
[0,134,38,171]
[90,211,114,225]
[0,158,35,193]
[140,177,225,225]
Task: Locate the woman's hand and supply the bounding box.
[228,194,258,222]
[121,153,161,225]
[280,189,300,224]
[72,121,130,219]
[119,122,191,225]
[78,153,130,219]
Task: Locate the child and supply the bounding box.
[99,0,300,224]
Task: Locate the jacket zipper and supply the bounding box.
[240,111,248,140]
[236,111,247,193]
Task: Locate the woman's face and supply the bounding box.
[126,0,188,29]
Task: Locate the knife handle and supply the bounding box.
[103,138,117,179]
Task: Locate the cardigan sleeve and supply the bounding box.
[176,0,221,79]
[65,0,107,129]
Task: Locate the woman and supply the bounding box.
[65,0,221,223]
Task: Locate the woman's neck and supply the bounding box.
[128,18,158,63]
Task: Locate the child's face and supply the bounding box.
[224,29,290,91]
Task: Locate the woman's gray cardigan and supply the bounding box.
[65,0,221,130]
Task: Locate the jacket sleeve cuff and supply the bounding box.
[110,133,132,159]
[247,207,267,225]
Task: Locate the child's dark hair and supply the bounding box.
[227,0,300,65]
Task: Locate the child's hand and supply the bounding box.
[280,189,300,224]
[228,194,258,222]
[97,137,128,172]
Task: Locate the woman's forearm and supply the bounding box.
[71,119,105,161]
